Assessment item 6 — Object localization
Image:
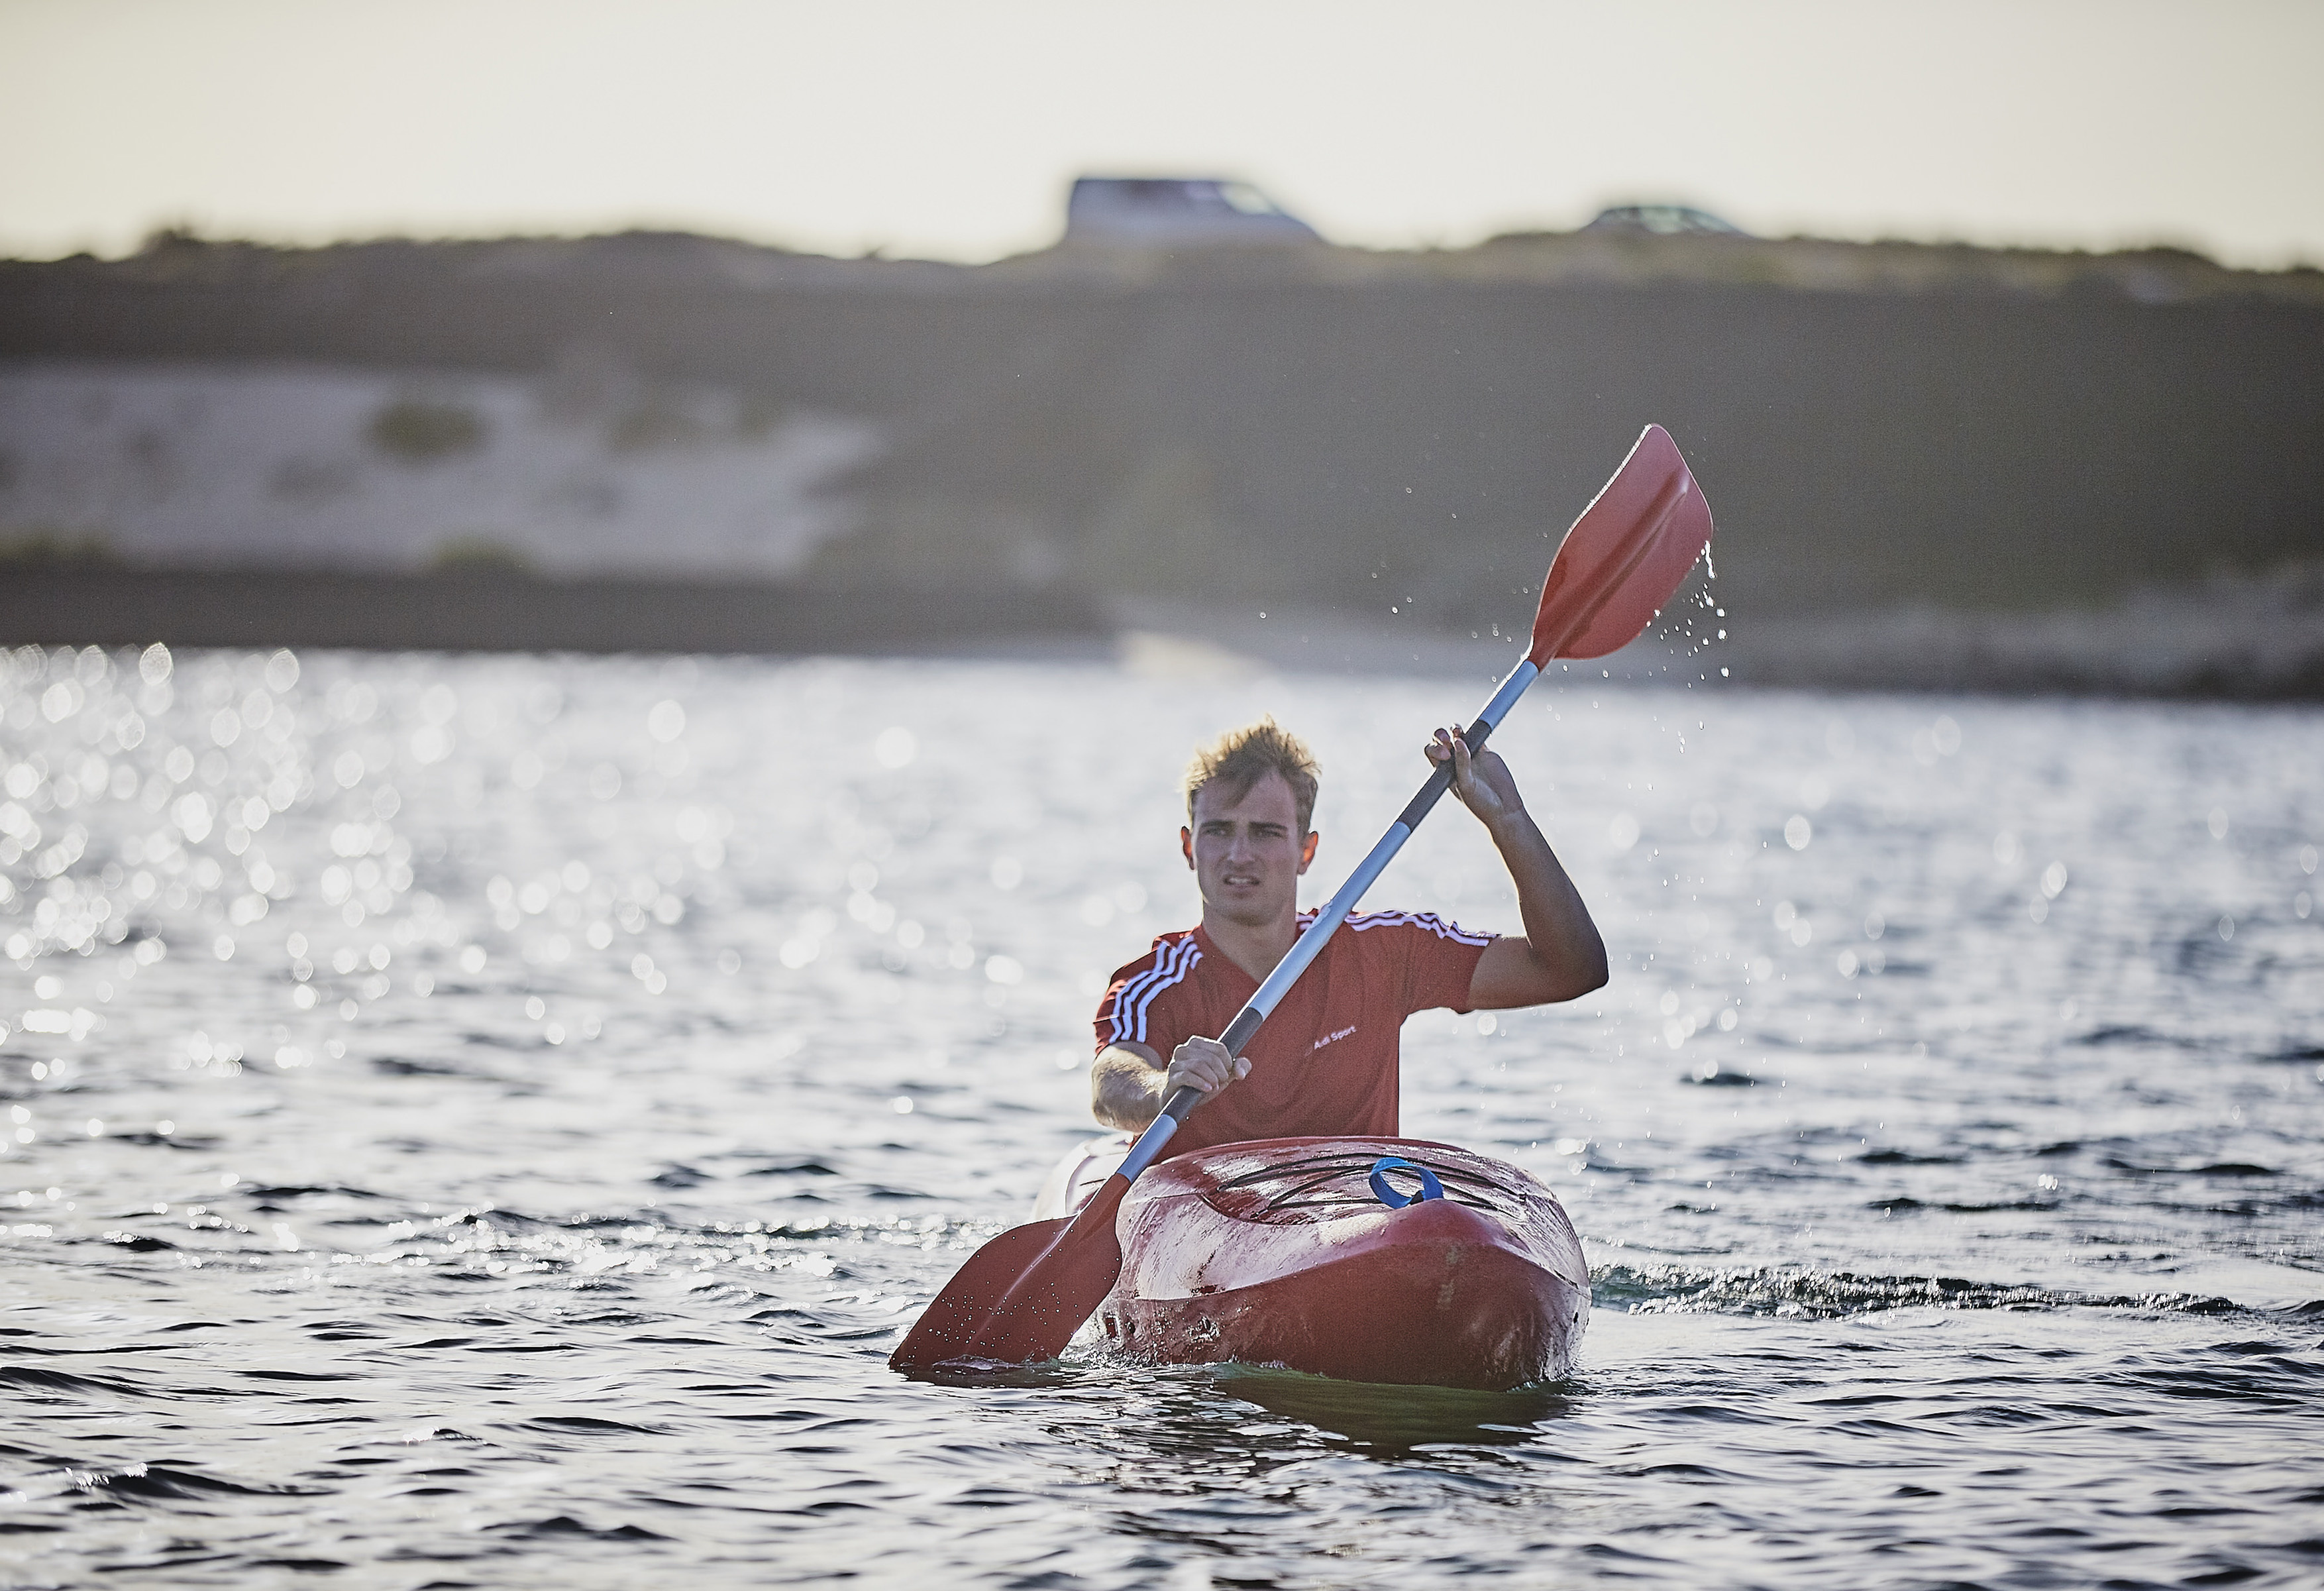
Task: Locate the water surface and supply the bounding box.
[3,645,2319,1588]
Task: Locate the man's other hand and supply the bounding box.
[1426,728,1524,826]
[1165,1035,1249,1101]
[1092,1037,1249,1130]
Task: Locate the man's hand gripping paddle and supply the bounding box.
[889,423,1715,1374]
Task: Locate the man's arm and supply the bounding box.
[1428,729,1610,1009]
[1090,1038,1247,1130]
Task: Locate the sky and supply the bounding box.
[4,0,2321,268]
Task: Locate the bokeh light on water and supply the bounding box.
[1,644,2319,1588]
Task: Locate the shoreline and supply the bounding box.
[0,567,1105,656]
[4,569,2319,702]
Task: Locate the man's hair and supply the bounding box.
[1184,718,1320,834]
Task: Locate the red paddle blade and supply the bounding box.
[1528,423,1715,664]
[888,1176,1130,1372]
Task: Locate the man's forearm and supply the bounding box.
[1487,806,1609,994]
[1090,1044,1165,1130]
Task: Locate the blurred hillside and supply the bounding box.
[0,362,874,578]
[1,226,2320,683]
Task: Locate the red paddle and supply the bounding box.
[890,423,1715,1374]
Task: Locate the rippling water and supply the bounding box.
[3,641,2319,1589]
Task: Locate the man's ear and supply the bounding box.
[1181,826,1194,869]
[1298,831,1318,873]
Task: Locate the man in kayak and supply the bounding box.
[1090,718,1607,1156]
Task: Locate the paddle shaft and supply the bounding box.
[1111,656,1544,1184]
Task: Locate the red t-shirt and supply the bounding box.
[1092,910,1495,1158]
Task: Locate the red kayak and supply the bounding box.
[1035,1134,1589,1390]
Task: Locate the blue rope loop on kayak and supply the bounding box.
[1367,1156,1445,1209]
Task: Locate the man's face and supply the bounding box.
[1182,772,1317,926]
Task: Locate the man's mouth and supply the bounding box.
[1222,871,1260,888]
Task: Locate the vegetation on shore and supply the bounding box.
[368,399,487,464]
[0,527,119,567]
[13,221,2322,307]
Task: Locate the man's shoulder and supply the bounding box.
[1101,927,1212,1004]
[1108,926,1205,981]
[1338,908,1495,950]
[1098,926,1212,1048]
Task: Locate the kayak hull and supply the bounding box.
[1081,1136,1589,1390]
